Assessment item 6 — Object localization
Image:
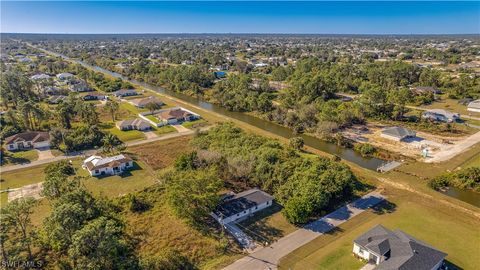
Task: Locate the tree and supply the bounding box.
[0,198,37,261]
[68,217,138,269]
[105,99,120,122]
[145,102,162,114]
[101,133,124,154]
[289,137,304,150]
[164,168,222,225]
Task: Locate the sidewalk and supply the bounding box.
[223,191,385,270]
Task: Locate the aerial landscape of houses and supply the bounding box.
[0,1,479,270]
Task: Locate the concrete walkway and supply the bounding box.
[36,147,55,160]
[223,191,385,270]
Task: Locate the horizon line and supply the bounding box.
[3,32,480,36]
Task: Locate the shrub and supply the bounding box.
[353,143,377,157]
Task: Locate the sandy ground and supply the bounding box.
[36,147,55,160]
[425,131,480,163]
[342,123,471,161]
[8,182,44,202]
[171,124,190,133]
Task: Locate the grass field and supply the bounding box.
[100,122,146,142]
[1,149,39,166]
[153,125,177,135]
[127,135,192,170]
[182,118,208,129]
[97,104,137,122]
[145,114,160,124]
[279,188,480,270]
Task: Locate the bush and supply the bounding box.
[353,143,376,157]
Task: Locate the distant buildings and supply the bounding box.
[353,224,446,269]
[116,118,152,131]
[82,92,107,101]
[4,132,51,151]
[422,109,460,123]
[211,188,274,225]
[412,86,442,95]
[155,107,199,126]
[30,74,51,81]
[56,72,75,81]
[82,154,133,176]
[381,126,416,141]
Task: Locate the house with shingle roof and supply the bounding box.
[353,224,447,269]
[56,72,75,81]
[467,99,480,113]
[30,74,51,81]
[422,109,460,123]
[82,154,133,176]
[381,126,416,141]
[116,118,151,131]
[4,132,51,151]
[129,96,164,108]
[114,89,139,98]
[211,188,274,225]
[155,107,200,126]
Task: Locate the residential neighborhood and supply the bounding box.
[1,2,479,270]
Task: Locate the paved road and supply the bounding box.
[0,130,195,173]
[223,191,385,270]
[426,130,480,163]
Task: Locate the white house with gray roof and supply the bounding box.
[211,188,273,225]
[381,126,416,141]
[467,99,480,113]
[422,109,460,123]
[353,224,447,269]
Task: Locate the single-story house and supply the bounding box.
[82,92,107,101]
[69,82,92,92]
[467,99,480,113]
[412,86,442,95]
[114,89,139,98]
[116,118,151,131]
[422,109,460,123]
[43,86,62,96]
[211,188,274,225]
[155,107,199,125]
[4,132,51,151]
[30,74,51,81]
[353,224,447,269]
[56,72,74,81]
[381,126,416,141]
[130,96,164,108]
[82,154,133,176]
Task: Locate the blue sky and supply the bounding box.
[1,1,479,34]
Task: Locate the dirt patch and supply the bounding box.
[8,182,44,202]
[127,136,193,170]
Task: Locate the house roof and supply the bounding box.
[413,86,441,94]
[467,99,480,109]
[381,126,416,139]
[114,89,138,96]
[213,188,274,218]
[130,96,164,107]
[30,74,50,80]
[56,72,74,78]
[354,225,447,270]
[424,109,459,119]
[117,118,151,129]
[84,154,132,171]
[4,132,50,145]
[157,108,192,120]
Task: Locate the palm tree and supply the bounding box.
[105,99,119,122]
[101,133,118,154]
[145,101,161,115]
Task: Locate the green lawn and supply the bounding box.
[153,125,176,135]
[182,118,208,129]
[1,149,39,166]
[145,114,161,124]
[120,101,147,114]
[100,122,146,142]
[279,188,480,270]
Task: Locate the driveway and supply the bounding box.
[36,147,55,160]
[143,131,158,139]
[224,223,257,252]
[223,191,385,270]
[426,130,480,163]
[172,124,190,133]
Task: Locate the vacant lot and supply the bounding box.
[1,149,39,166]
[99,122,146,142]
[279,188,480,270]
[127,135,193,170]
[97,104,137,122]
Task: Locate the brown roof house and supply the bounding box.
[116,118,152,131]
[154,107,200,126]
[129,96,164,108]
[82,154,133,176]
[4,132,50,151]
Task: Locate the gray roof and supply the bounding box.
[467,100,480,109]
[214,188,273,218]
[354,225,447,270]
[381,126,416,139]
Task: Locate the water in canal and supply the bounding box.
[440,187,480,208]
